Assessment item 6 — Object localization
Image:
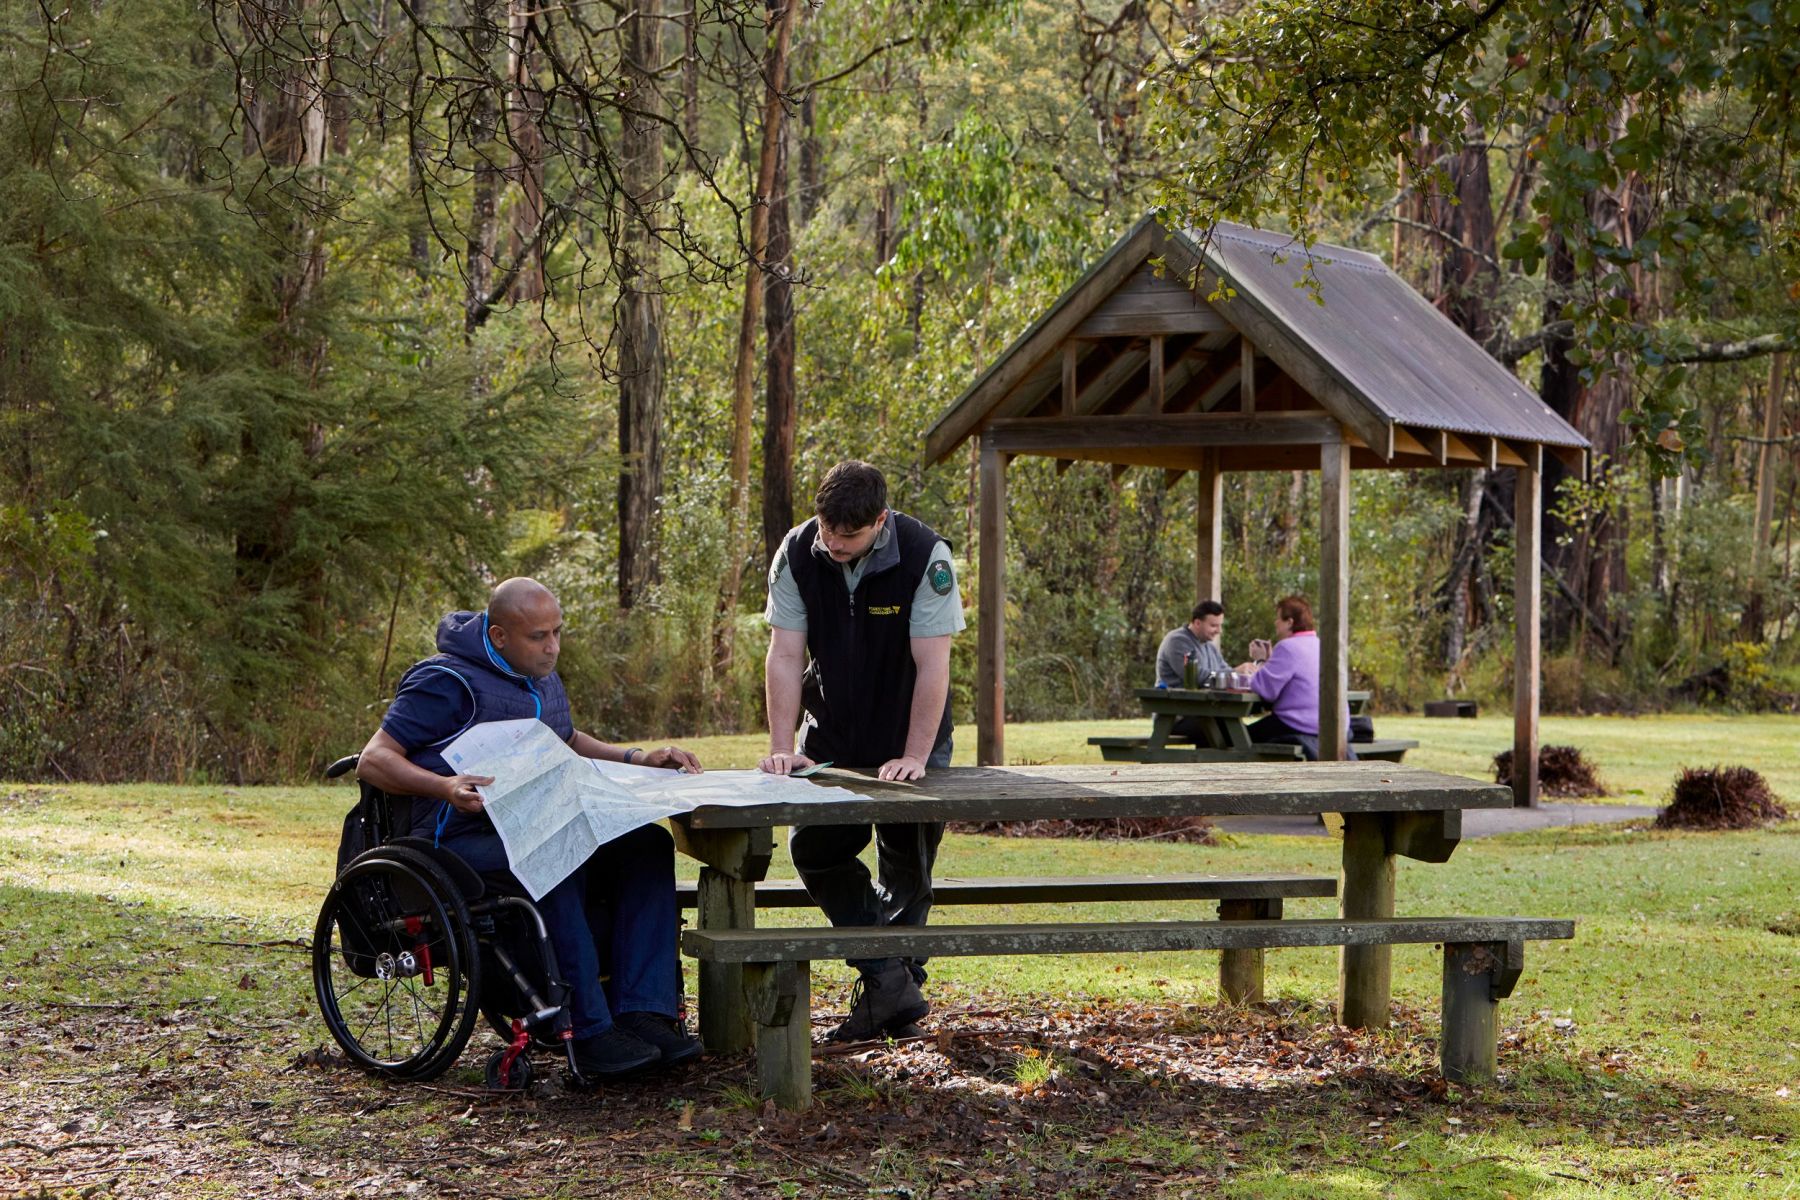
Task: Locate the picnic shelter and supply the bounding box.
[923,215,1591,806]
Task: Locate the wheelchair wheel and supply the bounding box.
[484,1044,535,1092]
[312,851,481,1081]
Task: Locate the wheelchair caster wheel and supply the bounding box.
[485,1047,534,1092]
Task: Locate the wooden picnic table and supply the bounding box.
[1089,687,1407,763]
[670,761,1512,1052]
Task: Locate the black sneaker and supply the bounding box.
[615,1011,703,1068]
[570,1026,661,1079]
[827,959,929,1042]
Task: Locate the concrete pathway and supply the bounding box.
[1212,801,1661,839]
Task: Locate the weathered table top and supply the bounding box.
[1132,686,1259,713]
[675,761,1510,829]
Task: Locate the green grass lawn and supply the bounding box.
[2,716,1797,1197]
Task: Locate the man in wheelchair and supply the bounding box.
[352,576,704,1080]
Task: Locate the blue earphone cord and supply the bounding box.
[436,614,541,847]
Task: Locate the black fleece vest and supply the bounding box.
[783,511,953,767]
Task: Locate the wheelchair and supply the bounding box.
[312,753,591,1091]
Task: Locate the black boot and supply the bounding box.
[570,1026,661,1079]
[827,959,929,1042]
[615,1011,703,1067]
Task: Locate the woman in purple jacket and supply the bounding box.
[1236,594,1345,760]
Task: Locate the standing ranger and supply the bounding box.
[759,461,965,1040]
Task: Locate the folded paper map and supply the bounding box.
[442,719,856,899]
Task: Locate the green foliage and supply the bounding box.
[1721,640,1778,710]
[1146,0,1799,470]
[0,0,578,779]
[4,0,1798,780]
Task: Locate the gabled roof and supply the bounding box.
[925,215,1589,465]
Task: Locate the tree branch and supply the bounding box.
[1667,333,1797,364]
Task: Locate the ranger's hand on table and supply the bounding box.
[877,755,927,782]
[759,751,816,775]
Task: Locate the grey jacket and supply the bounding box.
[1155,626,1229,687]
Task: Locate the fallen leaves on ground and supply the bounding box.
[0,971,1776,1199]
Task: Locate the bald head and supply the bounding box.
[486,577,563,678]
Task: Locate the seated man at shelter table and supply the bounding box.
[1155,600,1230,689]
[1234,593,1352,761]
[353,577,705,1080]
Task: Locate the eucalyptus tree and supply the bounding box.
[1145,0,1798,654]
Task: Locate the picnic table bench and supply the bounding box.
[671,762,1573,1110]
[1088,687,1418,763]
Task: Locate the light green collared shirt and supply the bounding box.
[765,516,966,639]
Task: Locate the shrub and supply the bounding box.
[1654,766,1790,830]
[1491,745,1606,798]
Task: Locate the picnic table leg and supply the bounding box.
[1338,813,1395,1028]
[1217,897,1279,1003]
[745,959,813,1111]
[1440,941,1522,1084]
[670,825,773,1053]
[1217,715,1253,753]
[1146,712,1179,752]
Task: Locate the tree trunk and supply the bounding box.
[760,123,796,570]
[1421,119,1503,673]
[1425,117,1500,347]
[799,72,819,224]
[232,0,335,729]
[506,0,545,303]
[463,0,501,338]
[1743,352,1790,638]
[683,0,701,148]
[237,0,330,568]
[1440,468,1488,673]
[618,0,668,609]
[714,0,800,677]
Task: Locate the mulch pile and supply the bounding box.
[1491,744,1606,798]
[1654,765,1790,830]
[947,816,1217,844]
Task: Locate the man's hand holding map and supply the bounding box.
[443,719,856,899]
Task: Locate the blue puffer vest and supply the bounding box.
[399,609,574,839]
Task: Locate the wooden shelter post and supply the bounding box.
[1513,448,1542,806]
[977,437,1009,766]
[1319,438,1350,763]
[1196,449,1222,601]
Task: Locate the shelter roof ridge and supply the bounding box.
[1192,224,1390,275]
[926,213,1590,464]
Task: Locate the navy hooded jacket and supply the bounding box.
[379,609,574,839]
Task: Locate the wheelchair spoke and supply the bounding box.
[402,978,430,1050]
[329,973,377,1005]
[352,978,400,1055]
[399,976,448,1031]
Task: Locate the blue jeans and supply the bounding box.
[789,736,953,975]
[1246,714,1357,762]
[441,821,680,1041]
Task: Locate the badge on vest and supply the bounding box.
[927,559,954,596]
[867,604,902,616]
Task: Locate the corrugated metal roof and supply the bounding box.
[1186,222,1588,449]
